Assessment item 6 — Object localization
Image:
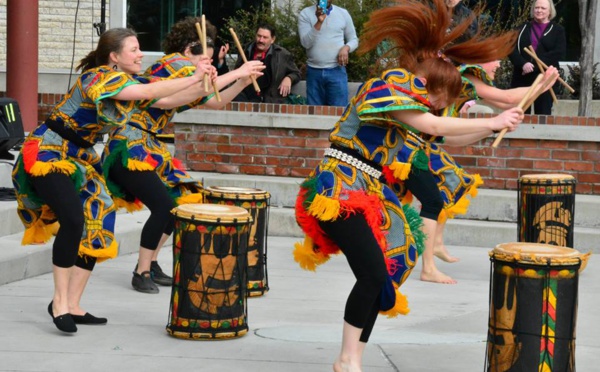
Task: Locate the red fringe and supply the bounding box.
[22,140,40,173]
[296,188,393,273]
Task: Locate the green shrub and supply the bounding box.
[565,63,600,99]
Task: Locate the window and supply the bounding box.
[126,0,267,53]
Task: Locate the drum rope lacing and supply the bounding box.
[324,148,382,179]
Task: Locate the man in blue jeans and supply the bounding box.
[298,0,359,107]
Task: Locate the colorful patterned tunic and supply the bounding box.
[102,53,211,210]
[11,66,142,260]
[294,68,429,317]
[387,64,494,222]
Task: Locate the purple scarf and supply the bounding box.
[531,21,548,51]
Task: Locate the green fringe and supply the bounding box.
[411,149,430,171]
[403,204,426,256]
[69,165,84,191]
[300,177,319,207]
[102,141,129,198]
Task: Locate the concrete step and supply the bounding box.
[269,207,598,253]
[0,209,161,286]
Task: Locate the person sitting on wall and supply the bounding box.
[233,23,302,104]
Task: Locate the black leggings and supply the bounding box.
[110,159,176,250]
[319,213,388,343]
[30,173,96,270]
[403,167,444,220]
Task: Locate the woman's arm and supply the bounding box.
[152,60,265,110]
[466,67,558,110]
[203,77,252,109]
[391,107,523,137]
[113,62,206,101]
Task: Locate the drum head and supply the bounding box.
[205,186,270,200]
[520,173,575,182]
[492,242,582,266]
[173,203,250,222]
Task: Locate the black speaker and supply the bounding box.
[0,97,25,160]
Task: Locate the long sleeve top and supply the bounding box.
[298,5,359,69]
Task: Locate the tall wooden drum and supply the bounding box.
[485,242,584,372]
[167,204,252,340]
[517,174,576,248]
[204,186,271,297]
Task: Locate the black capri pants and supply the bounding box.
[30,172,96,271]
[403,167,444,221]
[109,158,176,250]
[319,212,388,343]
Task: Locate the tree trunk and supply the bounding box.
[578,0,598,116]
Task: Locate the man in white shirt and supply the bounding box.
[298,0,359,107]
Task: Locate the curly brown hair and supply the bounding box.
[359,0,517,99]
[162,17,217,55]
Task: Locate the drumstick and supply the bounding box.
[491,74,544,148]
[525,46,557,104]
[523,47,575,94]
[229,27,261,94]
[194,21,221,102]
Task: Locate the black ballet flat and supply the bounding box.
[70,312,108,325]
[47,301,77,333]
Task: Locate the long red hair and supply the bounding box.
[359,0,517,99]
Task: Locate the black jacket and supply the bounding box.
[509,21,566,88]
[234,43,301,104]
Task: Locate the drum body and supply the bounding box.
[204,186,271,297]
[486,243,582,372]
[517,174,576,248]
[167,204,252,340]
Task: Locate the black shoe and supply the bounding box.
[47,301,77,333]
[71,313,107,325]
[150,261,173,286]
[132,270,159,294]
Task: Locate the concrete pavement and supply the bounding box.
[1,237,599,372]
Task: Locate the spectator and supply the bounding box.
[509,0,565,115]
[298,0,358,107]
[233,23,301,104]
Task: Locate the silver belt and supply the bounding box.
[324,148,382,178]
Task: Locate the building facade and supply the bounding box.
[0,0,598,87]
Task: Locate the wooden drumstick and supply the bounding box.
[523,47,575,94]
[194,21,221,101]
[229,27,261,94]
[200,16,210,93]
[492,74,544,148]
[525,46,557,104]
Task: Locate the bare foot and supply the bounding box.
[434,245,460,263]
[420,269,457,284]
[333,358,362,372]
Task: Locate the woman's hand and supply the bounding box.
[492,107,524,132]
[522,62,535,75]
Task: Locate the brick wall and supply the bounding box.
[33,96,600,195]
[173,103,600,195]
[0,0,108,70]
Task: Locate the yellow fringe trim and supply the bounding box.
[48,222,60,236]
[177,192,204,205]
[127,159,155,171]
[469,174,484,197]
[389,161,412,181]
[29,160,76,177]
[293,236,330,271]
[380,285,410,317]
[21,219,54,245]
[78,239,119,263]
[439,196,471,223]
[114,197,144,213]
[307,194,341,221]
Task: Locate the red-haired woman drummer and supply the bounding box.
[293,0,524,370]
